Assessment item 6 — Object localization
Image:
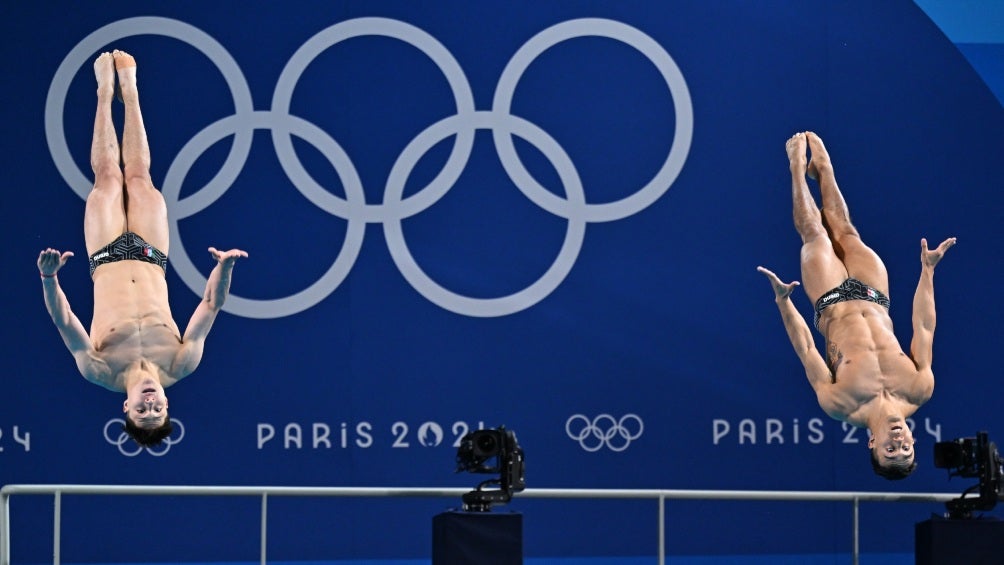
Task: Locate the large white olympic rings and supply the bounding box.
[46,16,693,318]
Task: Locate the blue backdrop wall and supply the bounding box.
[2,1,1002,563]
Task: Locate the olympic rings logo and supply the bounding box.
[46,16,693,319]
[565,413,644,452]
[103,418,186,457]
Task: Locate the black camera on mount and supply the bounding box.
[455,426,526,512]
[933,431,1004,518]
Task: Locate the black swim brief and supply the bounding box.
[88,231,168,276]
[813,278,890,329]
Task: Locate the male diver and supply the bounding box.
[38,50,247,446]
[758,131,955,479]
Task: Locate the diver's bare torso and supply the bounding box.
[89,261,183,391]
[814,301,934,426]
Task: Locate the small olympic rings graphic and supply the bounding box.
[103,418,186,457]
[565,413,644,452]
[46,16,693,319]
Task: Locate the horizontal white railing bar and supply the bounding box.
[0,484,963,501]
[0,485,965,565]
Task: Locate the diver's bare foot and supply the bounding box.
[806,131,831,180]
[786,132,807,174]
[112,50,138,101]
[93,52,115,99]
[112,49,136,69]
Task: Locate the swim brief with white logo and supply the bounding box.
[88,231,168,276]
[813,278,890,330]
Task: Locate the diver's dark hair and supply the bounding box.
[870,448,917,480]
[123,417,173,447]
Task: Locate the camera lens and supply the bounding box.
[474,432,499,456]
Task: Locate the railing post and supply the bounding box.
[261,492,268,565]
[53,491,61,565]
[1,491,9,565]
[658,493,665,565]
[851,496,859,565]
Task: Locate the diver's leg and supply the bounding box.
[789,132,847,303]
[114,50,169,254]
[84,51,125,256]
[806,131,888,294]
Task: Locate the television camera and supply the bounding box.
[455,426,526,512]
[934,431,1004,518]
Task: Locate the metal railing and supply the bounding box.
[0,484,960,565]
